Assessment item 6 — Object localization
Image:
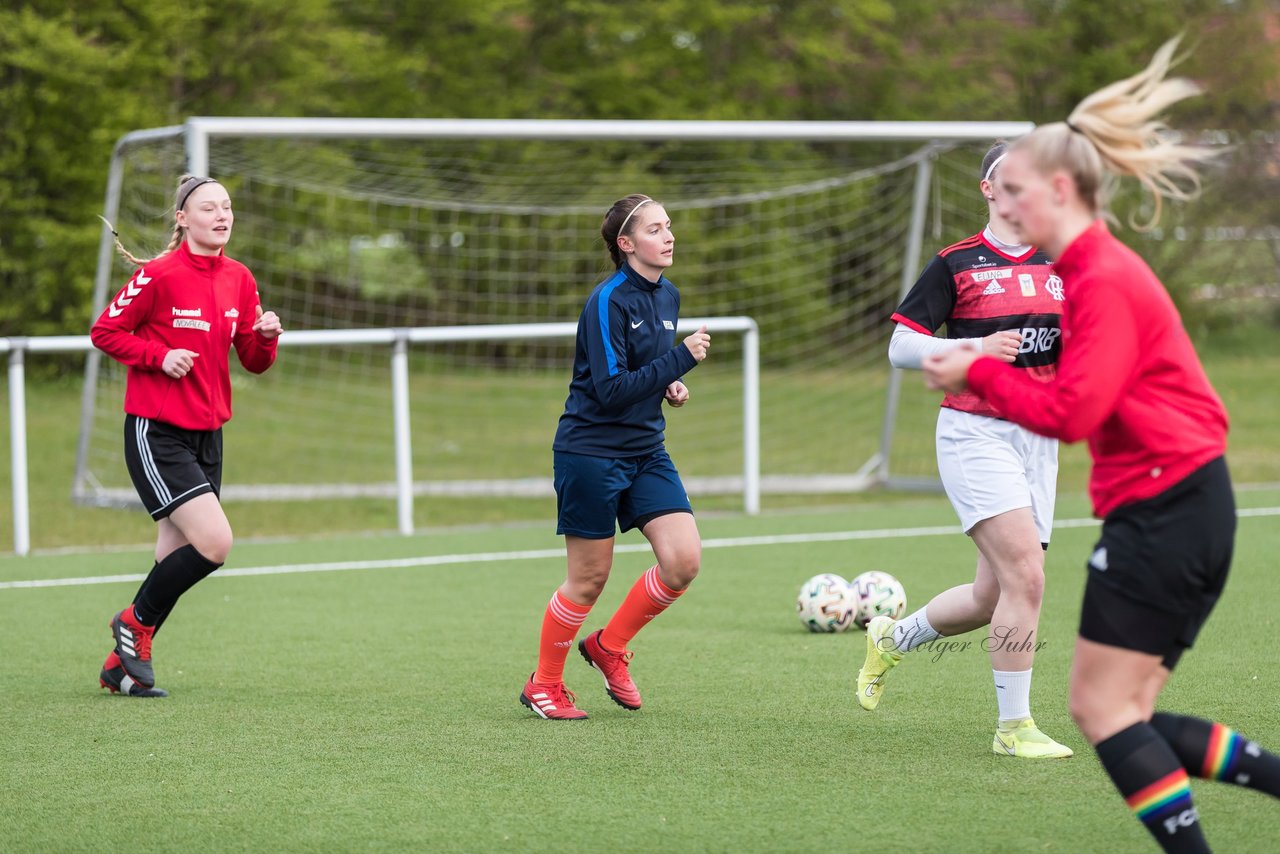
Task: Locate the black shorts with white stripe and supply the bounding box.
[123,415,223,519]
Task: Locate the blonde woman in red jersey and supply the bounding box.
[926,38,1280,853]
[856,141,1072,760]
[91,175,282,697]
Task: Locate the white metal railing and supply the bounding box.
[3,317,759,556]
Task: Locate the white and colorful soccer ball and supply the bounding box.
[796,573,857,633]
[849,570,908,630]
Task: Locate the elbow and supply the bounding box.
[1055,417,1094,444]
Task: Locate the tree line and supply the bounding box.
[2,0,1276,342]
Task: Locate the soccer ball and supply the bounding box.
[796,573,856,633]
[849,570,908,630]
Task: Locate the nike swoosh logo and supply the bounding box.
[863,680,878,698]
[996,735,1016,755]
[631,320,644,329]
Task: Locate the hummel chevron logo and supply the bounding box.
[108,269,152,317]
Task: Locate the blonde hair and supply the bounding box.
[101,174,218,266]
[1013,37,1218,229]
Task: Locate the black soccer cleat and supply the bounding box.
[99,651,168,698]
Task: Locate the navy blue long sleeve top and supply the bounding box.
[553,263,699,457]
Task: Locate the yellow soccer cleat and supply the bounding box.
[992,718,1074,759]
[856,615,903,711]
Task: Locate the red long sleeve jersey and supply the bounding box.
[90,241,278,431]
[967,221,1227,518]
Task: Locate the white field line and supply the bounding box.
[4,507,1279,592]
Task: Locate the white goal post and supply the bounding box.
[74,117,1034,538]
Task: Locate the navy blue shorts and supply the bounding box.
[553,449,692,539]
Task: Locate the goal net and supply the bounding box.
[77,119,1025,519]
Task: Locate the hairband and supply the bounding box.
[177,177,217,211]
[617,198,654,238]
[983,151,1009,183]
[1065,119,1084,135]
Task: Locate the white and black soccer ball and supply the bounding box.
[796,573,856,633]
[849,570,908,630]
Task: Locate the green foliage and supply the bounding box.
[2,0,1277,336]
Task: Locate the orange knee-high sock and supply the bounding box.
[534,590,592,685]
[600,565,685,653]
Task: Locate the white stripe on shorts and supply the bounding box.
[135,417,172,507]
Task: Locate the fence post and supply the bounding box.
[7,342,30,556]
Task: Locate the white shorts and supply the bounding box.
[935,407,1059,544]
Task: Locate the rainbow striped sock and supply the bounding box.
[1095,721,1209,853]
[1201,722,1244,781]
[1125,768,1195,829]
[1151,712,1280,797]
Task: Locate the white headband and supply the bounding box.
[617,198,654,238]
[983,151,1009,183]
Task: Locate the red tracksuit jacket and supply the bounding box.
[967,220,1227,518]
[91,241,278,431]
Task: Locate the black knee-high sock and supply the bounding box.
[1094,722,1209,853]
[131,545,222,626]
[131,562,168,632]
[1151,712,1280,798]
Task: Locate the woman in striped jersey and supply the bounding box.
[925,38,1280,852]
[856,141,1073,760]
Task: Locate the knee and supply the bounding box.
[1069,684,1128,745]
[661,548,701,590]
[1067,690,1098,739]
[194,530,233,566]
[1001,555,1045,605]
[565,565,611,605]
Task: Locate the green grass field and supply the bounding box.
[2,490,1278,852]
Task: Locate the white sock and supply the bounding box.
[993,668,1033,722]
[892,607,941,653]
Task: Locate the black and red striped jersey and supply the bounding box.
[891,231,1064,418]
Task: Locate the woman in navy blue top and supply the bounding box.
[521,194,710,720]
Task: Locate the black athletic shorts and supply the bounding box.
[123,415,222,520]
[1078,456,1234,670]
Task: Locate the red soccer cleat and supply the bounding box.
[111,605,156,688]
[578,630,642,710]
[520,674,588,720]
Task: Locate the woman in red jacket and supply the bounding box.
[91,175,283,698]
[924,39,1279,852]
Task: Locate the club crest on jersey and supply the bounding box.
[1046,274,1065,301]
[662,320,674,330]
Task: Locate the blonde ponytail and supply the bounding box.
[100,217,184,267]
[1017,37,1221,229]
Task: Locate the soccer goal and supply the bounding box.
[77,117,1032,523]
